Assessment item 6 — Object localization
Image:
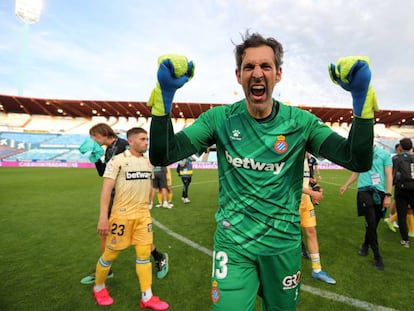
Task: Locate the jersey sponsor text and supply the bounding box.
[225,150,285,174]
[125,171,152,180]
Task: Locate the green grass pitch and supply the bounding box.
[0,167,412,311]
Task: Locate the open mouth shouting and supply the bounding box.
[250,84,266,102]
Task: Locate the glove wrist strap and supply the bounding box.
[148,81,177,116]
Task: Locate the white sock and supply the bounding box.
[94,284,105,292]
[142,288,153,302]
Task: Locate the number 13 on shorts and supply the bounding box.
[212,251,228,279]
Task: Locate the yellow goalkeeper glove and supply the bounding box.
[329,56,378,119]
[148,54,195,116]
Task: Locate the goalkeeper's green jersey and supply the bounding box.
[150,100,373,256]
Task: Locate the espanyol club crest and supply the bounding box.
[274,135,288,154]
[211,280,220,303]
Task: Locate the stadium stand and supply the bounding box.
[0,146,25,159]
[54,149,90,162]
[329,122,350,138]
[67,116,116,134]
[0,131,58,145]
[374,123,402,138]
[0,112,30,130]
[112,116,134,134]
[185,118,195,128]
[23,115,88,133]
[389,125,414,137]
[172,117,186,133]
[0,115,191,163]
[41,134,89,148]
[6,148,71,161]
[0,94,412,165]
[1,114,413,164]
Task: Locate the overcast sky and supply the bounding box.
[0,0,413,111]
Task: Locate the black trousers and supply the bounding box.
[394,187,414,241]
[357,190,385,259]
[181,176,192,198]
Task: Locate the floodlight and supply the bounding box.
[15,0,43,24]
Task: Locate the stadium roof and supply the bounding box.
[0,94,413,126]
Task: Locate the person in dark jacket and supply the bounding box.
[176,156,196,203]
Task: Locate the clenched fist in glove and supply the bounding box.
[329,56,378,119]
[148,54,195,116]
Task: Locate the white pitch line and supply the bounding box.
[300,285,399,311]
[152,218,213,257]
[152,218,399,311]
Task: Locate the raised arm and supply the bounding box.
[319,56,378,172]
[147,54,197,165]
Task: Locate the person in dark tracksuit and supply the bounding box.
[176,156,195,203]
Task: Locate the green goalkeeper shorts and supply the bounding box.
[211,228,301,311]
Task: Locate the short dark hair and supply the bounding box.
[399,138,413,151]
[395,143,400,152]
[127,127,147,138]
[234,31,284,71]
[89,123,117,138]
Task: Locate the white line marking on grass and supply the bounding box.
[320,179,357,188]
[301,285,399,311]
[152,218,213,257]
[152,218,399,311]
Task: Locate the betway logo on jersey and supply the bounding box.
[125,171,152,180]
[225,150,285,174]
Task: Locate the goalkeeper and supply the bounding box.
[148,31,377,311]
